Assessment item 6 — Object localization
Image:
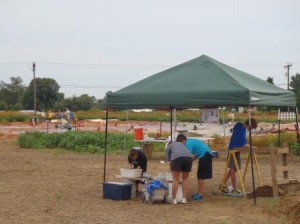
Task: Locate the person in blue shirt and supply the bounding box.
[185,138,213,201]
[222,118,257,194]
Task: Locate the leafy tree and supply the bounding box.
[102,91,112,109]
[75,94,97,111]
[267,76,274,84]
[23,78,61,110]
[66,94,97,111]
[289,73,300,109]
[263,77,276,112]
[290,73,300,92]
[0,76,25,110]
[0,101,7,110]
[53,94,98,111]
[53,101,66,112]
[13,103,23,110]
[97,98,105,110]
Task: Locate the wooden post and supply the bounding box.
[281,142,289,194]
[143,143,154,159]
[270,143,278,197]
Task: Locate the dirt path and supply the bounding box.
[0,139,299,224]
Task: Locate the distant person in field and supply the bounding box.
[47,110,53,121]
[41,110,46,122]
[57,110,63,124]
[69,110,75,124]
[65,108,70,123]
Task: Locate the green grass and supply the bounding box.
[266,198,280,213]
[219,219,232,224]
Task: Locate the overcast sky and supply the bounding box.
[0,0,299,99]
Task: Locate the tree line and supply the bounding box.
[0,76,105,111]
[1,74,300,112]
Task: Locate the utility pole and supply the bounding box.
[33,62,36,116]
[284,62,293,90]
[284,62,293,112]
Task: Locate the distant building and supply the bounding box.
[200,108,219,123]
[131,109,153,112]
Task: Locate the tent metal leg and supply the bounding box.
[103,108,109,182]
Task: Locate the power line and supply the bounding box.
[2,83,122,89]
[60,84,121,88]
[0,61,300,68]
[0,62,31,65]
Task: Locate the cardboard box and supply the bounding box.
[103,182,132,200]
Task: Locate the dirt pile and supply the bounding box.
[286,202,300,224]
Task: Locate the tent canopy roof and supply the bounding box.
[107,55,295,109]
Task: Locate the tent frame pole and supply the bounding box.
[248,106,256,205]
[294,107,299,143]
[103,107,109,182]
[278,119,281,147]
[170,107,173,142]
[123,109,129,151]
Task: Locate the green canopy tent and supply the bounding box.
[107,55,295,108]
[103,55,296,203]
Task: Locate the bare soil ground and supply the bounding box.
[0,123,300,224]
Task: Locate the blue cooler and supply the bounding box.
[103,182,133,200]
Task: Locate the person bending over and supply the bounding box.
[165,134,193,204]
[128,148,148,194]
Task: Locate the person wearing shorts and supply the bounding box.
[223,118,257,194]
[165,134,193,204]
[186,138,213,201]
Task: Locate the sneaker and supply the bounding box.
[181,197,187,204]
[173,199,177,205]
[191,192,198,197]
[192,193,204,201]
[219,184,229,193]
[230,189,241,195]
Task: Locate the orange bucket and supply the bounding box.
[134,128,144,140]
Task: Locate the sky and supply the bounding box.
[0,0,299,99]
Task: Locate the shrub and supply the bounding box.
[290,142,300,155]
[17,131,138,154]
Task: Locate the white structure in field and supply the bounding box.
[277,108,296,121]
[278,112,296,121]
[200,108,219,123]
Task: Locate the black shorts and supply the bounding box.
[170,157,193,172]
[197,152,212,179]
